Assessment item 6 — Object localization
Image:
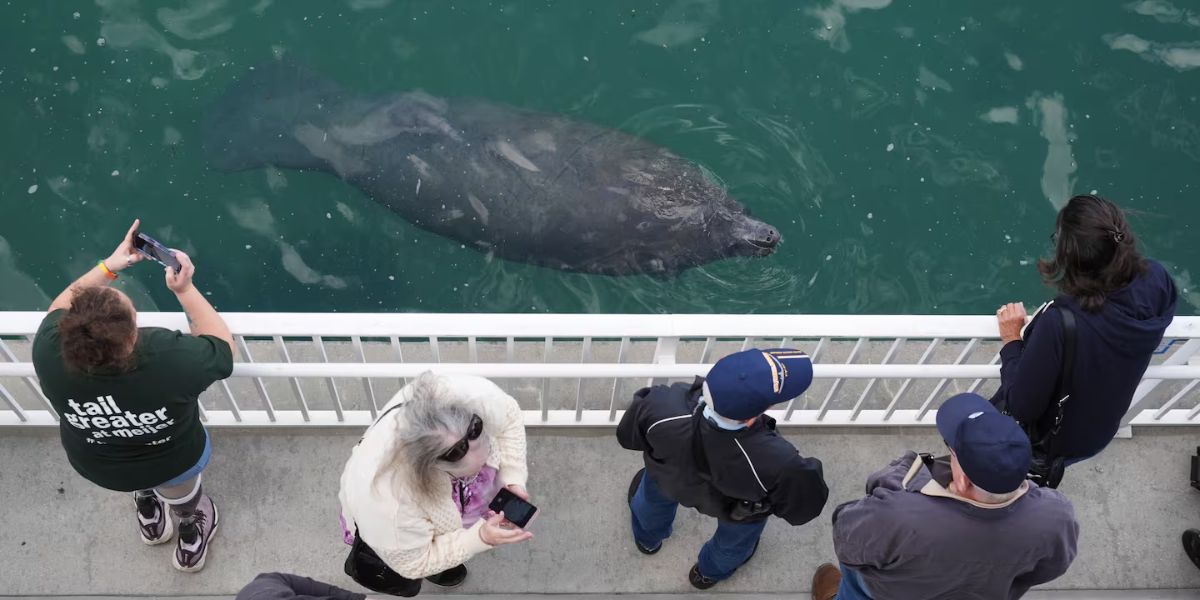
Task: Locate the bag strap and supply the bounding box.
[356,401,407,445]
[1044,306,1077,443]
[690,406,714,482]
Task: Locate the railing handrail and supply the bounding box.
[2,311,1197,429]
[2,362,1199,379]
[3,311,1197,339]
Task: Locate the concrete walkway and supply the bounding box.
[10,594,1200,599]
[1,427,1198,596]
[19,592,1192,597]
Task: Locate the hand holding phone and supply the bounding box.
[488,487,538,529]
[132,229,182,273]
[103,219,146,274]
[919,453,954,488]
[164,251,196,294]
[478,511,534,547]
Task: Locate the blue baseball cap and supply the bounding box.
[936,393,1032,494]
[705,348,814,420]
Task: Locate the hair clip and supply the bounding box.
[1111,230,1126,243]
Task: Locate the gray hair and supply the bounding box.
[375,372,475,503]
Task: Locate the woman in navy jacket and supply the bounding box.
[991,195,1177,473]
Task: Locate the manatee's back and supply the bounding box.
[436,101,724,274]
[203,60,346,172]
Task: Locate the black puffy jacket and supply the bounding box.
[617,377,828,525]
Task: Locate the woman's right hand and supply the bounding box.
[479,511,533,547]
[996,302,1027,343]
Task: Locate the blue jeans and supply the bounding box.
[630,470,768,581]
[836,564,874,599]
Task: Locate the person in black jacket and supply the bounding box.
[991,194,1176,486]
[617,348,829,590]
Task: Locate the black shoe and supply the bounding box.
[627,468,661,555]
[689,563,720,590]
[133,491,174,546]
[1184,530,1200,571]
[425,564,467,587]
[687,539,760,590]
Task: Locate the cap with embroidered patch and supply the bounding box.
[704,348,813,421]
[936,392,1032,494]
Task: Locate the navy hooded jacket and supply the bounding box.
[990,259,1177,461]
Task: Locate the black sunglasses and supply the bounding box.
[439,414,484,462]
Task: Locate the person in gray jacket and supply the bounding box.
[236,572,379,600]
[811,393,1079,600]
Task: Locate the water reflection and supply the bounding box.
[1127,0,1200,27]
[0,236,50,310]
[808,0,893,53]
[1,0,1196,315]
[634,0,719,48]
[97,0,211,81]
[1029,93,1076,211]
[1113,82,1200,162]
[886,124,1007,191]
[1104,33,1200,71]
[227,199,350,290]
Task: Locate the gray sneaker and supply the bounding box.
[173,496,219,573]
[134,492,174,546]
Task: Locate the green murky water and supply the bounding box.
[2,0,1197,314]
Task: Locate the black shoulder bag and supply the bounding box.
[690,408,773,521]
[1024,306,1076,489]
[344,402,421,596]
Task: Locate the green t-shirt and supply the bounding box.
[32,309,233,492]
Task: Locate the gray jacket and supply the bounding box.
[832,452,1079,600]
[236,573,365,600]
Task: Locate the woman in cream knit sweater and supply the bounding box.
[339,372,533,596]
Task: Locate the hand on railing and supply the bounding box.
[996,302,1027,344]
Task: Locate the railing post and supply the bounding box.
[1120,339,1200,428]
[649,336,679,387]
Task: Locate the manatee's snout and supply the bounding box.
[735,218,781,257]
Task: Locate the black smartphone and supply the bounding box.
[132,230,181,273]
[1191,446,1200,492]
[919,453,954,488]
[488,488,538,529]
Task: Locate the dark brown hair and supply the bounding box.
[1038,194,1147,312]
[59,286,137,373]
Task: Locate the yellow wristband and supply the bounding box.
[97,259,118,280]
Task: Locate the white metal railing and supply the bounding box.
[1,311,1198,429]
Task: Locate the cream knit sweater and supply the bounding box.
[338,374,529,579]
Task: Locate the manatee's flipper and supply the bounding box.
[202,59,345,172]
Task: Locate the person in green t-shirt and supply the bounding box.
[32,219,235,573]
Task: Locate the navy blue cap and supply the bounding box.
[705,348,814,421]
[936,393,1032,494]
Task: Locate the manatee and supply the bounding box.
[202,61,780,276]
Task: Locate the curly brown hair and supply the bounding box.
[1038,194,1147,312]
[59,286,137,373]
